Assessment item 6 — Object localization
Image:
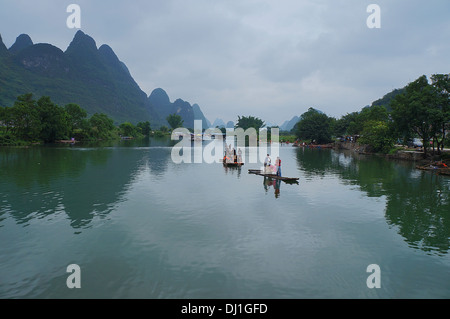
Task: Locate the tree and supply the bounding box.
[391,75,442,156]
[430,74,450,153]
[333,112,359,136]
[119,122,137,137]
[0,107,14,134]
[358,120,395,153]
[336,105,389,137]
[11,93,41,141]
[294,108,333,144]
[137,121,151,136]
[235,115,265,131]
[37,96,69,143]
[166,113,184,129]
[89,113,115,139]
[65,103,87,137]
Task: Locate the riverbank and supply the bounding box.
[334,140,450,176]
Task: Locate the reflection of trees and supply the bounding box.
[296,148,450,255]
[296,147,336,178]
[384,174,450,255]
[0,138,172,230]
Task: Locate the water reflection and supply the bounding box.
[223,165,242,178]
[0,138,173,230]
[263,177,281,198]
[296,148,450,255]
[119,137,173,177]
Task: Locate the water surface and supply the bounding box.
[0,138,449,298]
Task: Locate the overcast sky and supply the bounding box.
[1,0,449,125]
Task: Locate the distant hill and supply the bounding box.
[371,88,405,112]
[0,34,8,58]
[212,118,226,128]
[148,88,211,129]
[264,121,278,128]
[8,34,33,54]
[280,116,300,132]
[193,103,211,129]
[0,31,210,128]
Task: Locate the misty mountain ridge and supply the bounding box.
[280,116,300,132]
[148,88,210,129]
[0,31,210,128]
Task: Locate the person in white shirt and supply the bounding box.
[264,154,271,173]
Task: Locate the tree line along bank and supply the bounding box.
[0,93,153,146]
[292,74,449,157]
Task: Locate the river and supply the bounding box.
[0,138,449,298]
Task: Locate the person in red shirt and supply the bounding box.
[275,157,282,177]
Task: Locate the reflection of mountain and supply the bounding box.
[147,148,172,177]
[0,140,172,229]
[296,148,450,255]
[119,137,173,177]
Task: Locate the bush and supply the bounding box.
[359,121,395,154]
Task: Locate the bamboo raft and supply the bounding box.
[223,162,244,167]
[248,169,299,183]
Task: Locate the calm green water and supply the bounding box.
[0,138,449,299]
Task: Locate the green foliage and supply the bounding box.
[0,93,152,145]
[294,108,333,144]
[0,31,159,126]
[430,74,450,151]
[119,122,138,137]
[65,103,87,136]
[334,105,389,137]
[89,113,116,140]
[279,135,297,143]
[235,115,265,131]
[333,112,358,136]
[37,96,69,143]
[358,121,395,153]
[137,121,151,136]
[0,106,14,134]
[166,113,184,129]
[12,93,41,141]
[391,74,449,155]
[371,88,405,112]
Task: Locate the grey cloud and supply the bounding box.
[0,0,449,125]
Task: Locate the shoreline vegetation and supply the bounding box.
[0,93,162,147]
[288,73,450,174]
[1,73,449,174]
[333,139,450,176]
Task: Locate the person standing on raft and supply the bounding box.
[264,154,271,173]
[275,157,282,177]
